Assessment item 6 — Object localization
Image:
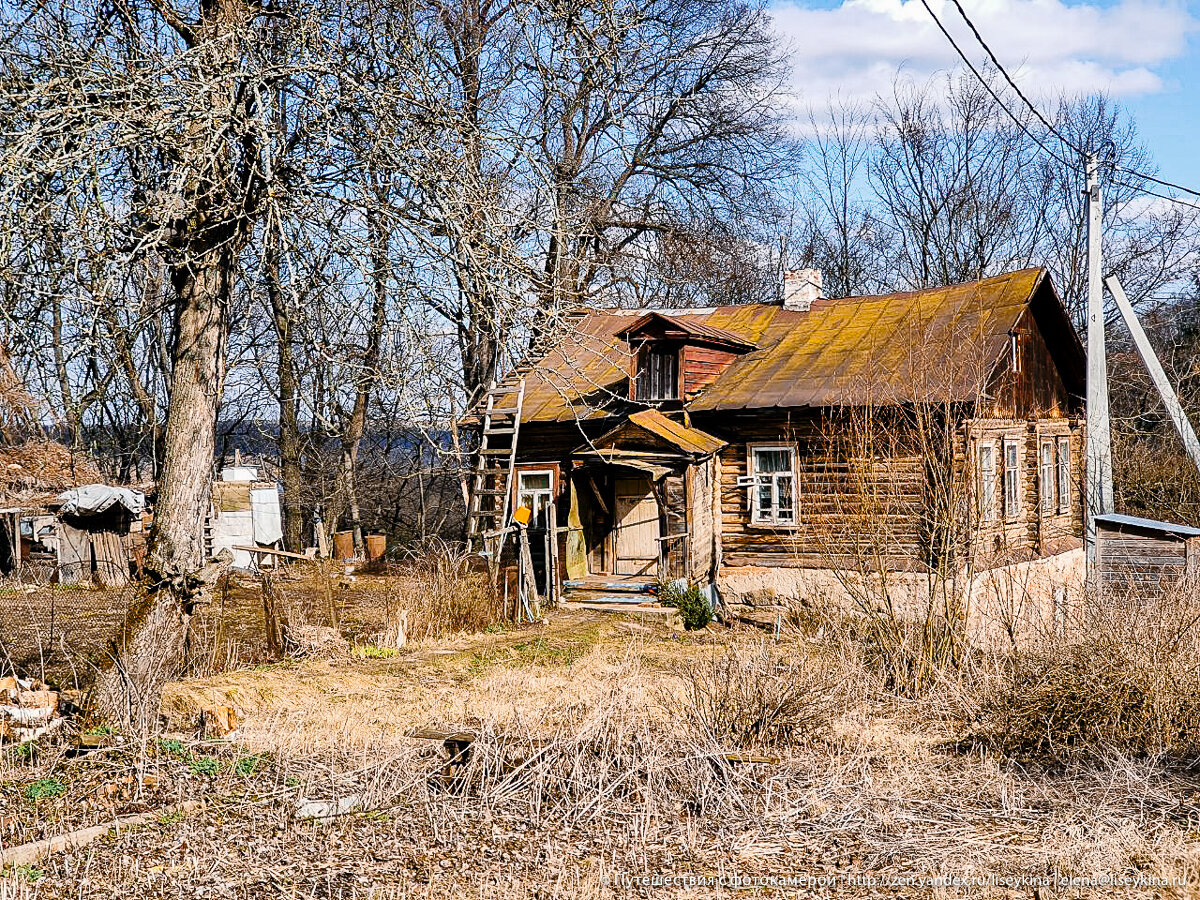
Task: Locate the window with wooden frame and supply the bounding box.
[1009,331,1022,374]
[749,444,796,526]
[635,346,678,401]
[1003,439,1020,518]
[515,468,555,529]
[1056,437,1071,514]
[977,443,996,522]
[1040,440,1056,513]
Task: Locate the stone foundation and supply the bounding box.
[718,548,1086,647]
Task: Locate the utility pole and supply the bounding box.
[1084,153,1114,570]
[1106,275,1200,477]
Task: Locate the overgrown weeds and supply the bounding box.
[372,539,501,644]
[968,581,1200,760]
[673,639,861,747]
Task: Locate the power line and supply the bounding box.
[916,0,1075,168]
[940,0,1200,211]
[1111,180,1200,215]
[1115,168,1200,201]
[943,0,1084,158]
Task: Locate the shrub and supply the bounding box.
[657,578,712,630]
[969,583,1200,759]
[676,640,854,747]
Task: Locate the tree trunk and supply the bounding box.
[336,197,389,554]
[266,232,305,552]
[151,254,231,576]
[92,250,233,731]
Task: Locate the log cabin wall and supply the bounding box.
[695,409,929,570]
[963,417,1084,566]
[964,291,1085,563]
[696,406,1084,573]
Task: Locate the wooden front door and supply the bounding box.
[613,477,659,576]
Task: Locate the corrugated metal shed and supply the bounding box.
[1095,513,1200,591]
[509,267,1055,423]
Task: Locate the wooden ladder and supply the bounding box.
[467,376,526,572]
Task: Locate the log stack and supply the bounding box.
[0,676,61,743]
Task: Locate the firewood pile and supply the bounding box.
[0,675,63,743]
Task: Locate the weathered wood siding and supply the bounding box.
[986,306,1080,419]
[681,346,738,400]
[695,410,928,569]
[685,458,715,581]
[964,418,1084,565]
[1096,520,1200,592]
[694,408,1084,572]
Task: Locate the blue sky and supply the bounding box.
[769,0,1200,190]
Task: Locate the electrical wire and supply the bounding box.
[943,0,1084,157]
[916,0,1075,168]
[931,0,1200,213]
[1114,168,1200,201]
[1110,180,1200,215]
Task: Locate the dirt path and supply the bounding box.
[160,608,674,753]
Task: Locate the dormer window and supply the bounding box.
[637,345,678,401]
[618,311,756,403]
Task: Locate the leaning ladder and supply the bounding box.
[466,377,526,576]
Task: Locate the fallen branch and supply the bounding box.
[0,800,204,867]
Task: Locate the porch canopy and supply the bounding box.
[568,409,725,582]
[571,408,726,475]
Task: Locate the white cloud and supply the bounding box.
[771,0,1196,115]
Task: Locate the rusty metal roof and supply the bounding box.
[512,267,1058,422]
[617,312,756,351]
[626,409,726,457]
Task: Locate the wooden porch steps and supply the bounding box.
[560,576,662,611]
[560,600,678,615]
[562,577,656,591]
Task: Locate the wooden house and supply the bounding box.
[476,267,1087,611]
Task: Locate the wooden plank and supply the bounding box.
[233,544,310,560]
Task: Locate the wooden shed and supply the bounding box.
[1094,513,1200,591]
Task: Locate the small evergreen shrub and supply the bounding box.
[658,578,712,630]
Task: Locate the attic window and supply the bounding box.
[636,346,678,401]
[1010,331,1022,373]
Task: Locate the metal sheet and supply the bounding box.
[486,268,1055,422]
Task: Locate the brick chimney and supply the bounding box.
[782,269,822,311]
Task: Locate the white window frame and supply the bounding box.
[1056,437,1071,515]
[515,468,555,529]
[748,443,797,527]
[978,442,997,522]
[1040,439,1056,514]
[1003,438,1020,519]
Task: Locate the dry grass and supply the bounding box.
[671,638,864,747]
[7,599,1200,896]
[370,538,501,644]
[967,582,1200,760]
